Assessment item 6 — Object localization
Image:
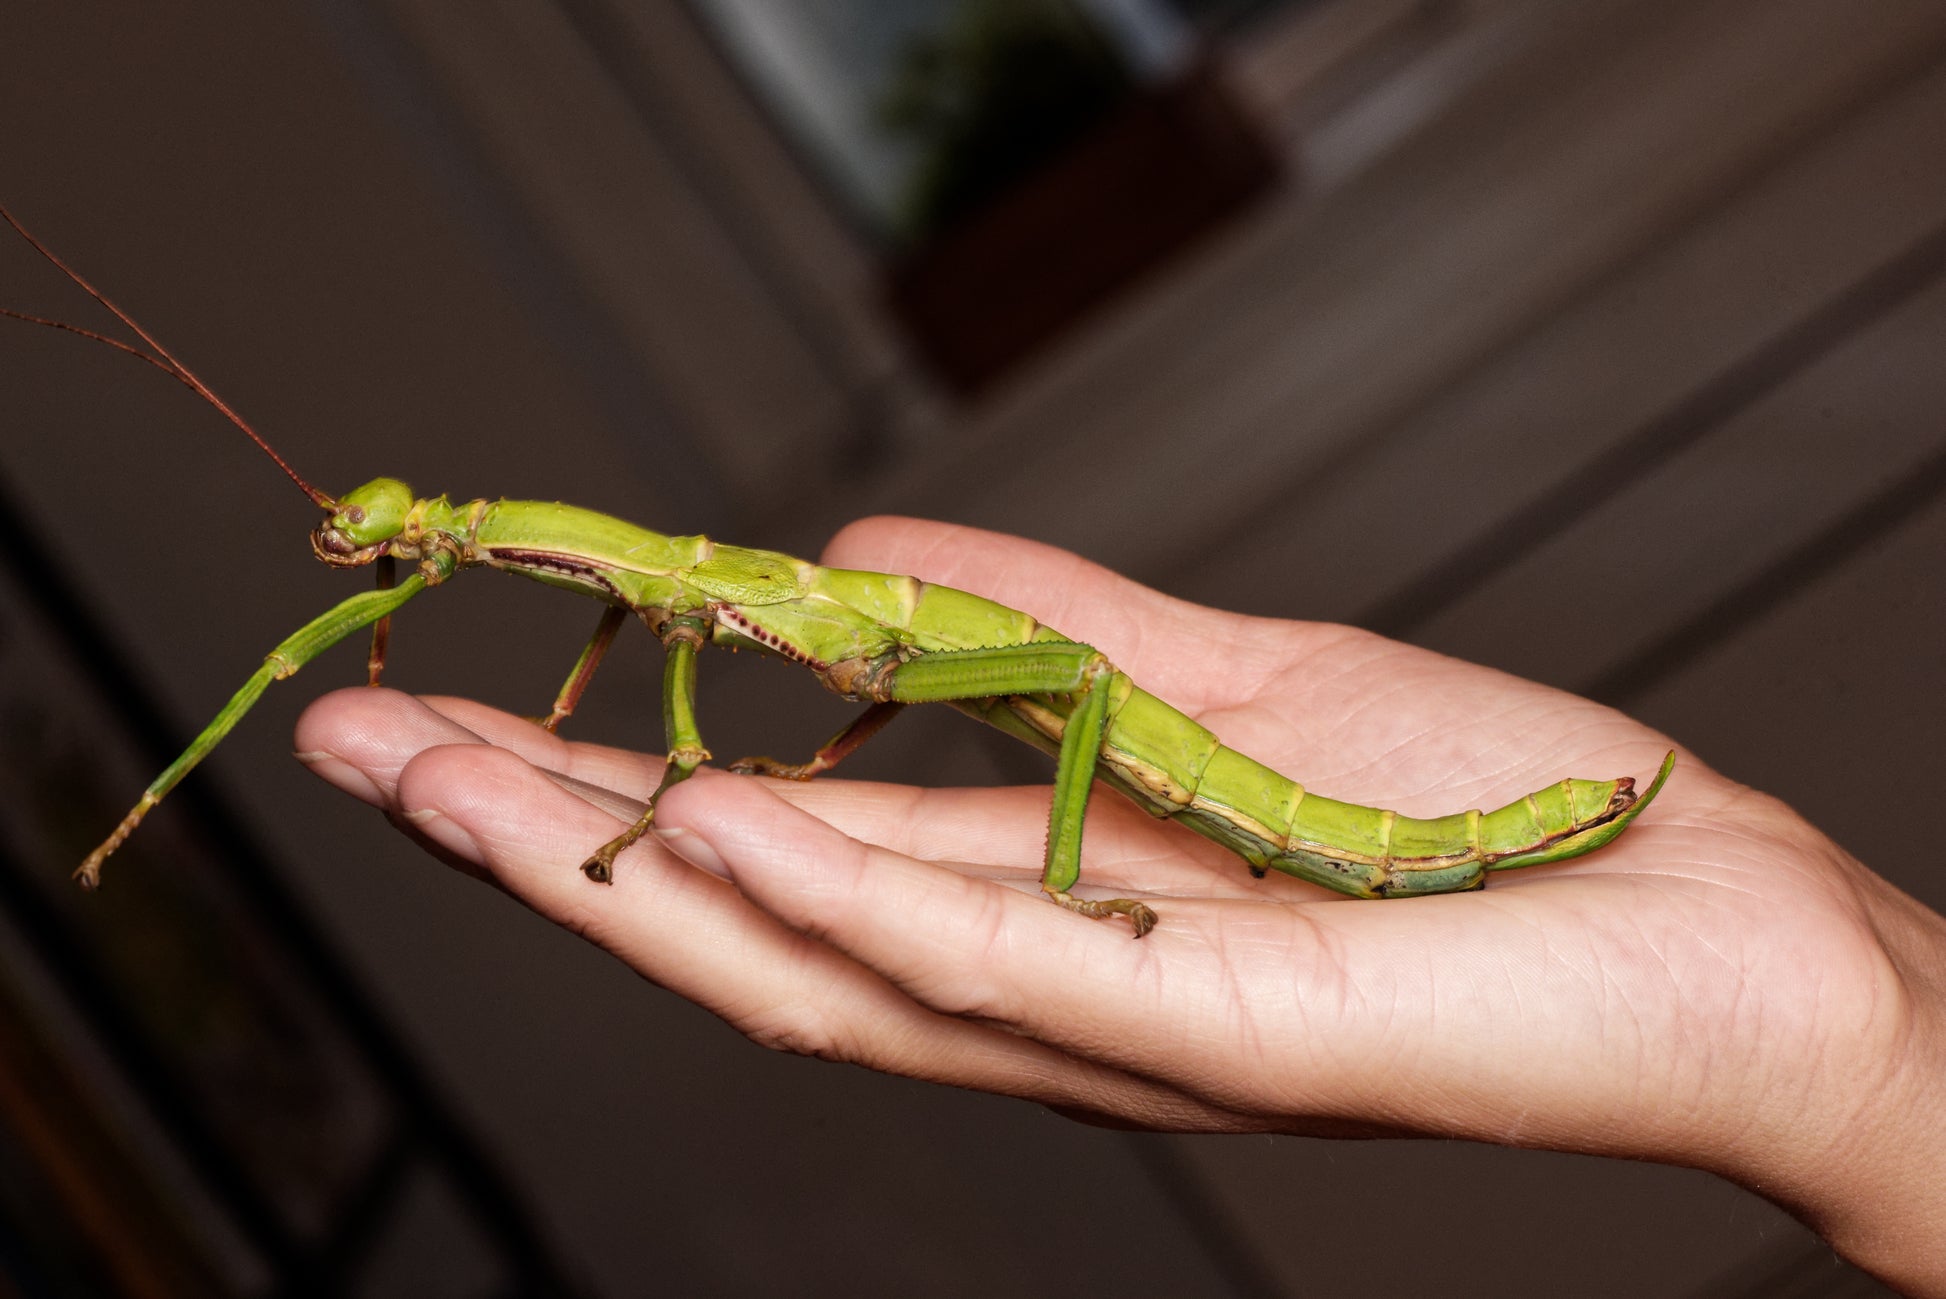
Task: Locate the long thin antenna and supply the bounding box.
[0,201,335,508]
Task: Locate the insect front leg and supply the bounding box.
[581,617,712,883]
[366,554,396,685]
[78,555,447,887]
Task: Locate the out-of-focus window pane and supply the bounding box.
[687,0,1277,391]
[1170,0,1322,30]
[689,0,1193,244]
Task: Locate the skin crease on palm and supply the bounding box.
[292,516,1946,1293]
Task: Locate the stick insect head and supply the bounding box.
[312,477,414,566]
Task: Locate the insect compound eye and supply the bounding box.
[345,505,367,524]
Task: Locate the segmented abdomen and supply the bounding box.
[968,675,1631,899]
[806,566,1634,898]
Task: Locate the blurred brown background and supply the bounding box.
[1,1,1942,1294]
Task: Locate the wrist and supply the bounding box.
[1798,1029,1946,1293]
[1728,864,1946,1293]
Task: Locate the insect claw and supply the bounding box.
[1044,890,1160,937]
[582,821,653,883]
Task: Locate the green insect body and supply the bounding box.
[4,202,1672,934]
[79,476,1674,935]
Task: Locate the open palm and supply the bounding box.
[296,516,1946,1290]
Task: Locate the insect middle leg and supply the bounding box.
[538,605,626,733]
[581,617,710,883]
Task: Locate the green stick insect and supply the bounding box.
[4,203,1672,935]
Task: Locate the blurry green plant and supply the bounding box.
[878,0,1135,240]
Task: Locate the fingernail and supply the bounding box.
[295,749,384,805]
[403,805,482,863]
[653,826,729,880]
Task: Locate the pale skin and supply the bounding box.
[294,517,1946,1293]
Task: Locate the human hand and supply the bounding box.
[295,517,1946,1293]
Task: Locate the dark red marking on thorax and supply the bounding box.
[487,548,625,601]
[712,605,829,671]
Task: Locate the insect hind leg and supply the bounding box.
[858,642,1161,936]
[729,701,906,780]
